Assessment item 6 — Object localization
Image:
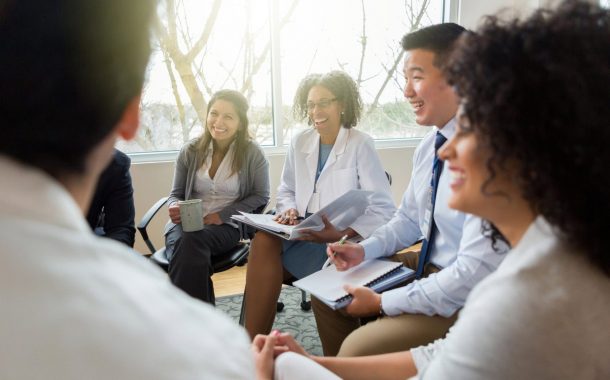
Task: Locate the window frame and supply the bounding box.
[129,0,453,163]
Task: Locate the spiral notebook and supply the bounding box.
[293,259,415,310]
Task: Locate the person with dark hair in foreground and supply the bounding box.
[0,0,253,378]
[252,2,610,379]
[87,148,136,247]
[310,23,506,357]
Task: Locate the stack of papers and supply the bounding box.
[231,189,374,240]
[231,213,307,240]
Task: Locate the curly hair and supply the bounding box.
[293,70,362,128]
[445,1,610,275]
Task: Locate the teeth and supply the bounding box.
[412,102,423,110]
[314,118,328,124]
[450,170,465,180]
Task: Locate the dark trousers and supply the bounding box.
[165,223,240,305]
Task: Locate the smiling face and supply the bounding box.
[307,85,343,140]
[206,99,241,146]
[438,112,524,224]
[403,49,458,128]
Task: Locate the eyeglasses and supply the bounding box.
[306,98,337,111]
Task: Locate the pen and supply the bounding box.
[324,234,349,268]
[332,234,349,257]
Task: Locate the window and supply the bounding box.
[118,0,446,155]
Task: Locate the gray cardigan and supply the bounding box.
[165,139,270,233]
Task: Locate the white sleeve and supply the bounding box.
[361,146,424,259]
[381,215,506,317]
[410,338,446,374]
[348,135,396,238]
[418,273,561,380]
[275,137,297,213]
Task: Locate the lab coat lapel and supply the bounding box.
[302,130,319,193]
[318,127,348,180]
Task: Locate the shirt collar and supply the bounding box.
[0,155,91,234]
[436,117,457,141]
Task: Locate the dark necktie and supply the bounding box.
[415,131,447,279]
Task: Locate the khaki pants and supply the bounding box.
[312,250,458,357]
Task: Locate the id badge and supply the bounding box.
[307,191,320,213]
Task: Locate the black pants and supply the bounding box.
[165,223,240,305]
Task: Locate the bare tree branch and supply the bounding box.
[186,0,222,61]
[167,0,177,47]
[368,49,405,112]
[239,0,299,95]
[367,0,430,114]
[356,0,367,87]
[162,50,188,142]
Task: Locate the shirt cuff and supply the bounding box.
[380,286,412,316]
[361,236,384,260]
[410,346,432,374]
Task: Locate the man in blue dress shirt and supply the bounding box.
[312,23,507,357]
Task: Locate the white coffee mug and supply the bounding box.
[178,199,204,232]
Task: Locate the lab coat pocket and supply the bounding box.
[331,167,358,193]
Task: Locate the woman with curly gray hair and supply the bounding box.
[244,71,396,339]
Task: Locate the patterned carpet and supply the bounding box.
[216,286,323,356]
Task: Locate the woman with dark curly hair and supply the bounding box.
[244,71,396,339]
[251,2,610,379]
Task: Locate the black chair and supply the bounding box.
[137,197,265,324]
[276,171,393,313]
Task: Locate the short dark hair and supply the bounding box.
[0,0,154,179]
[401,23,466,67]
[195,89,252,175]
[293,70,362,129]
[446,1,610,274]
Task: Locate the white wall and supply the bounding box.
[130,0,547,254]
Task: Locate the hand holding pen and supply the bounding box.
[326,235,365,271]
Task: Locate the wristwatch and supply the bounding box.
[378,295,387,317]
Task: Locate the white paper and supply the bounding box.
[293,260,404,302]
[231,189,375,240]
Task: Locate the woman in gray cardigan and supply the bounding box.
[165,90,269,304]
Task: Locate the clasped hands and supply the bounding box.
[251,331,309,380]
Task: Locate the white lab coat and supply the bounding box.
[276,126,395,238]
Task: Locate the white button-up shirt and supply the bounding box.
[193,142,240,216]
[0,155,254,379]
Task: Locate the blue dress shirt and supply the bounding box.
[361,118,507,317]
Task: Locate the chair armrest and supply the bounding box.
[137,197,169,255]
